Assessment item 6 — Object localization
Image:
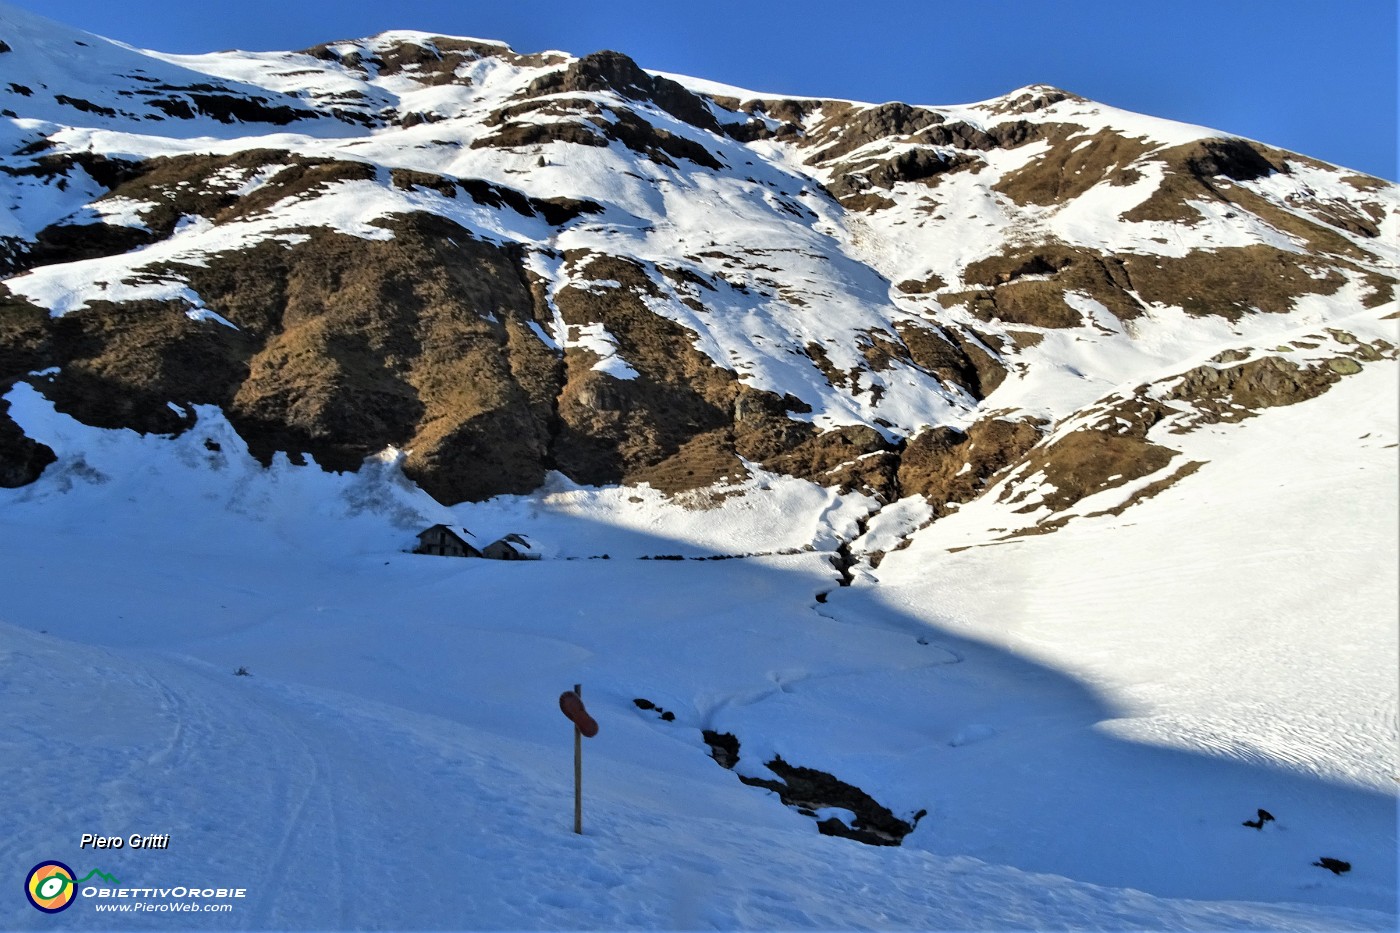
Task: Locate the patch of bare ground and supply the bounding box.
[1118,139,1393,273]
[0,289,60,485]
[0,287,52,382]
[224,158,380,219]
[33,151,378,253]
[0,151,271,273]
[895,273,946,295]
[626,430,749,493]
[1022,458,1207,537]
[1121,245,1346,320]
[1000,404,1180,516]
[952,243,1142,325]
[42,297,258,437]
[993,127,1155,206]
[834,192,897,213]
[946,238,1359,325]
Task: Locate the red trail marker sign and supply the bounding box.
[559,689,598,737]
[559,685,597,833]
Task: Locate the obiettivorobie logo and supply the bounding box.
[24,861,119,913]
[24,860,248,915]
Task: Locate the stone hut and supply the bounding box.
[482,533,539,561]
[414,524,481,558]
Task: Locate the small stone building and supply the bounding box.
[414,524,481,558]
[482,533,539,561]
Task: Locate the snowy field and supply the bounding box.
[1,365,1396,931]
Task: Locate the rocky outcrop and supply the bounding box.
[898,419,1041,513]
[476,96,722,168]
[762,424,900,500]
[9,215,562,503]
[702,730,923,846]
[0,396,54,487]
[827,148,980,203]
[525,50,720,133]
[1162,341,1394,430]
[389,168,604,225]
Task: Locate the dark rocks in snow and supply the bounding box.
[478,97,723,170]
[603,108,723,170]
[54,94,117,118]
[761,422,899,501]
[984,86,1081,116]
[809,102,945,163]
[1184,137,1284,183]
[1242,807,1276,830]
[702,730,741,770]
[890,320,1007,399]
[389,168,604,226]
[827,148,980,201]
[701,729,922,846]
[0,396,55,487]
[634,698,675,721]
[172,92,314,126]
[1312,857,1350,875]
[1163,355,1351,425]
[472,119,610,152]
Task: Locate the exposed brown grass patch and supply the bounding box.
[993,128,1154,206]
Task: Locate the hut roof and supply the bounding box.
[417,524,476,546]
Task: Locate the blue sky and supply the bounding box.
[8,0,1397,179]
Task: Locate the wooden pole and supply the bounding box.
[573,683,583,835]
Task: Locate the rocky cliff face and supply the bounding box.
[0,3,1395,535]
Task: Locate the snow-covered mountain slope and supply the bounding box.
[1,2,1396,929]
[1,0,1395,511]
[1,368,1396,930]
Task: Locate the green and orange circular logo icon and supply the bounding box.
[25,861,77,913]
